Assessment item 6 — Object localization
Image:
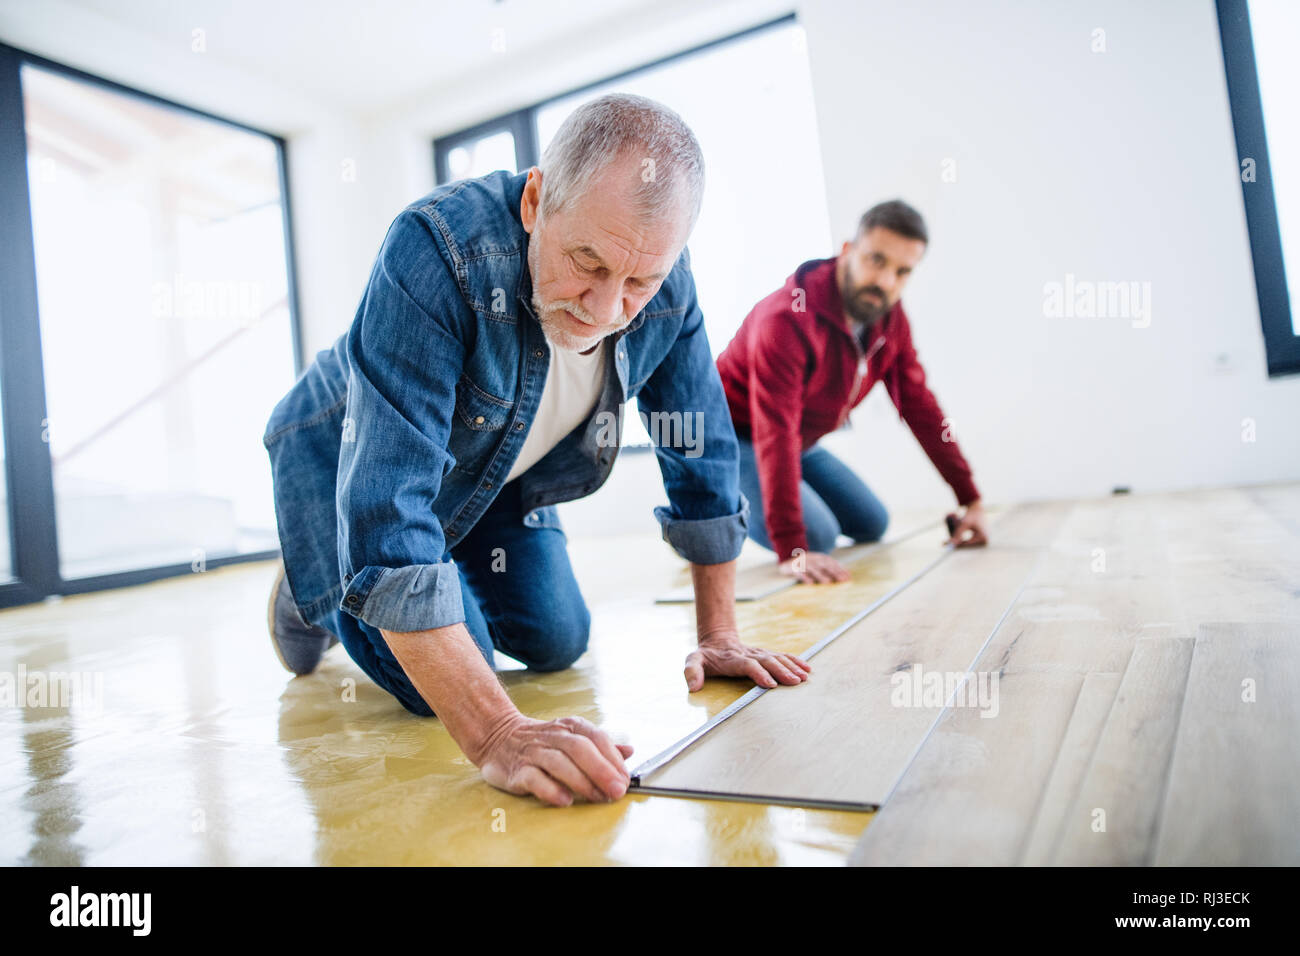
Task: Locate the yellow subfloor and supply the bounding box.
[0,516,951,865]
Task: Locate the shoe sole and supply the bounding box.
[267,560,297,675]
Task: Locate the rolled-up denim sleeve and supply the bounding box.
[336,210,469,633]
[639,256,749,565]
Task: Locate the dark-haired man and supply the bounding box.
[716,200,988,584]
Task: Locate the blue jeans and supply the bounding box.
[736,437,890,554]
[330,479,591,717]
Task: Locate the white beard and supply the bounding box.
[528,235,628,352]
[534,303,616,353]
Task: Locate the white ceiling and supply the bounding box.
[30,0,671,113]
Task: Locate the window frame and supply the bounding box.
[1216,0,1300,377]
[0,41,305,609]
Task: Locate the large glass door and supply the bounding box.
[0,48,301,605]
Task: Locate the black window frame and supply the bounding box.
[0,41,305,610]
[1216,0,1300,377]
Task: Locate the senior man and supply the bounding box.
[261,94,809,808]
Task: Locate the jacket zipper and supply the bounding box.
[837,329,885,429]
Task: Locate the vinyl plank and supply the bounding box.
[848,622,1142,865]
[851,493,1189,865]
[1153,621,1300,866]
[1243,482,1300,540]
[638,501,1071,808]
[1048,636,1195,865]
[852,486,1296,866]
[1156,487,1300,625]
[1019,671,1121,865]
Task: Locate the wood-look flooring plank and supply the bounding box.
[848,622,1140,865]
[1156,486,1300,626]
[851,493,1189,865]
[1019,671,1122,865]
[640,501,1071,807]
[853,485,1300,866]
[1153,621,1300,866]
[1244,482,1300,540]
[1048,636,1195,865]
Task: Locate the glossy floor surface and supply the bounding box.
[1,511,953,866]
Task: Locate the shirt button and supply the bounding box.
[515,422,525,431]
[474,415,485,425]
[618,350,626,361]
[534,349,543,358]
[345,595,358,604]
[447,528,459,537]
[482,481,493,490]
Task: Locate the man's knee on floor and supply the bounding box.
[509,602,591,672]
[806,521,842,555]
[398,694,437,719]
[848,508,889,544]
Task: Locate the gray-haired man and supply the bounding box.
[262,94,811,807]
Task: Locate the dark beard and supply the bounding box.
[842,282,889,326]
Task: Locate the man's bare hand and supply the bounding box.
[778,550,850,584]
[946,500,989,548]
[684,631,812,691]
[476,714,633,808]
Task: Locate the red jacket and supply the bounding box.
[716,256,980,561]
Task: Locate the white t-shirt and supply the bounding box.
[505,340,607,483]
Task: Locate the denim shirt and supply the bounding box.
[262,170,749,634]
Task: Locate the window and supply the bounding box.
[1218,0,1300,376]
[433,16,833,445]
[0,45,301,606]
[433,111,535,186]
[447,129,518,180]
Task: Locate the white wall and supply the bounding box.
[796,0,1300,516]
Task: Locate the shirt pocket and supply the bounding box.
[454,375,513,430]
[449,375,514,475]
